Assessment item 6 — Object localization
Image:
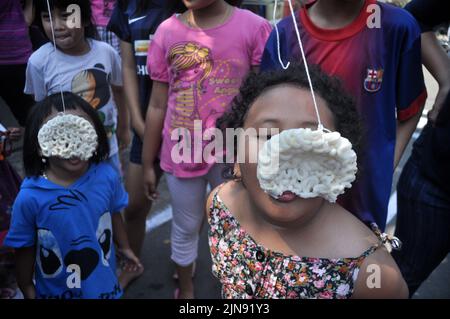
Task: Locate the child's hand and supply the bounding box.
[428,85,449,125]
[143,166,159,201]
[117,124,131,150]
[117,248,143,272]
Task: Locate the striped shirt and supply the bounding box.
[0,0,32,65]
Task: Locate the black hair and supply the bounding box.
[23,92,110,177]
[34,0,98,40]
[71,64,110,109]
[217,63,364,169]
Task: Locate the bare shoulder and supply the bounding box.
[315,204,408,298]
[319,204,380,256]
[205,181,233,219]
[352,246,409,299]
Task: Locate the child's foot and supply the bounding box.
[119,265,144,290]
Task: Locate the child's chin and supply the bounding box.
[55,39,75,50]
[64,158,88,170]
[263,207,306,225]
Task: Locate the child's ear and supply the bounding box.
[91,97,100,109]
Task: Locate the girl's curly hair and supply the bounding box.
[216,63,364,164]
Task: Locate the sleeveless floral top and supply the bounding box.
[207,186,383,299]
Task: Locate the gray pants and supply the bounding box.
[166,164,225,266]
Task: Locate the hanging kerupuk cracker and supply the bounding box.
[256,0,358,203]
[257,128,357,203]
[38,113,98,161]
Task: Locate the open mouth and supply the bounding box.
[275,191,298,203]
[55,34,70,41]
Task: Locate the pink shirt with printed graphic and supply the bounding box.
[147,8,272,178]
[91,0,116,27]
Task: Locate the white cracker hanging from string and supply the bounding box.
[256,0,358,202]
[38,113,98,160]
[257,128,357,203]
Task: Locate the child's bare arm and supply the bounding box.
[112,213,129,249]
[120,41,145,139]
[112,85,131,150]
[352,246,409,299]
[394,109,423,168]
[15,246,36,299]
[142,81,169,200]
[421,31,450,123]
[111,213,142,269]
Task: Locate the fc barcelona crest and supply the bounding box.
[364,68,383,92]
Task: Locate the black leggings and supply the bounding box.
[0,64,34,126]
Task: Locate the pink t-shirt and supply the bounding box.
[91,0,116,27]
[147,8,272,178]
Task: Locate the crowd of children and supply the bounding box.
[0,0,448,299]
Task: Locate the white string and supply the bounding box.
[46,0,66,113]
[273,0,290,69]
[273,0,323,131]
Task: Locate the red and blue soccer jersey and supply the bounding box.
[261,0,427,230]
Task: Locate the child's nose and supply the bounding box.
[54,16,66,30]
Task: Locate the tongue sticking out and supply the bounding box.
[276,191,298,203]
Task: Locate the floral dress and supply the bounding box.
[207,185,383,299]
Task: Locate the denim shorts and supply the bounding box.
[129,133,163,174]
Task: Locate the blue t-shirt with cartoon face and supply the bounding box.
[4,162,128,299]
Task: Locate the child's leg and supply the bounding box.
[118,162,163,289]
[166,173,208,299]
[123,137,163,256]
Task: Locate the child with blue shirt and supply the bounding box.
[4,93,141,299]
